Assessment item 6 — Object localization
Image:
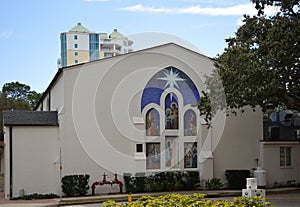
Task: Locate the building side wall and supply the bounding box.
[41,93,50,111]
[50,74,64,112]
[262,142,300,187]
[58,63,123,195]
[10,126,59,198]
[213,107,262,183]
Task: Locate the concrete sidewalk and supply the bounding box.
[1,187,300,207]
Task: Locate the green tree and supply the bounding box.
[198,0,300,123]
[2,82,42,109]
[0,82,42,134]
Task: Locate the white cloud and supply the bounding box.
[120,4,171,13]
[120,3,257,16]
[178,4,257,15]
[120,3,280,16]
[181,0,246,7]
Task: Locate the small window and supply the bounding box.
[75,60,78,64]
[74,43,78,48]
[280,147,291,167]
[74,35,78,40]
[75,52,78,56]
[136,144,143,153]
[270,126,280,139]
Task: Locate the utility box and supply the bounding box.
[242,189,266,198]
[243,177,265,199]
[246,178,257,189]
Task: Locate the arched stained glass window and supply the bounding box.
[165,93,179,130]
[184,109,197,136]
[146,108,160,136]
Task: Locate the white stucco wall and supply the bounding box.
[213,107,262,183]
[50,74,64,112]
[261,142,300,187]
[5,126,59,198]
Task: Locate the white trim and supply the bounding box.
[132,117,144,124]
[262,141,300,145]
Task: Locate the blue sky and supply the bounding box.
[0,0,276,92]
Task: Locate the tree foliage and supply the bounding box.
[198,0,300,123]
[0,82,42,134]
[251,0,299,16]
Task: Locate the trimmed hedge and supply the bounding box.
[61,174,90,197]
[225,170,251,189]
[123,171,200,193]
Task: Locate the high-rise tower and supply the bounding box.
[59,23,133,68]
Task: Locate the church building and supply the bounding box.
[3,43,300,199]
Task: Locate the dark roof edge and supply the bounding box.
[33,68,63,110]
[3,110,59,126]
[4,123,59,126]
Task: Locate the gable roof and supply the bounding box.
[34,43,213,110]
[109,29,124,39]
[3,110,58,126]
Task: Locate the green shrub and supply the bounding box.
[225,170,250,189]
[183,171,199,190]
[174,181,183,190]
[134,173,146,193]
[11,193,59,200]
[103,193,272,207]
[204,178,223,190]
[123,173,135,193]
[147,173,167,192]
[232,196,272,207]
[61,174,90,197]
[77,174,90,196]
[123,171,199,193]
[61,175,77,197]
[273,180,297,188]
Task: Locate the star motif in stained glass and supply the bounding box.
[157,68,186,89]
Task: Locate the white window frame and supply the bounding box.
[280,146,292,167]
